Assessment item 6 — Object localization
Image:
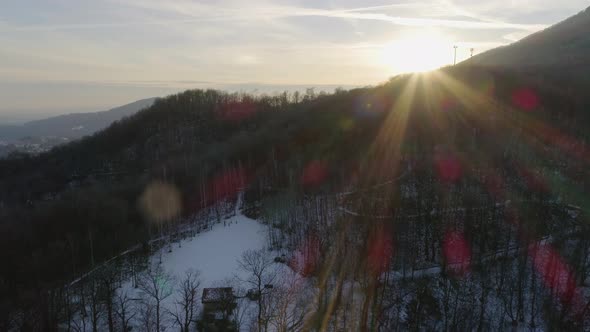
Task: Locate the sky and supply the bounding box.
[0,0,587,122]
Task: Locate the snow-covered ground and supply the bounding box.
[158,210,267,287]
[113,193,268,330]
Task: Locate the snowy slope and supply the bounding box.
[158,212,267,287]
[111,194,268,331]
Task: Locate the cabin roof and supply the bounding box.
[202,287,234,304]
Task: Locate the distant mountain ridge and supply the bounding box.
[465,6,590,67]
[0,97,156,141]
[0,98,156,157]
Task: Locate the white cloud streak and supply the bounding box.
[3,1,547,32]
[290,8,546,31]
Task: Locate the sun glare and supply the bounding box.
[381,30,453,73]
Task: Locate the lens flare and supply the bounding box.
[301,160,329,188]
[443,231,471,276]
[139,181,182,223]
[512,88,539,111]
[434,151,463,183]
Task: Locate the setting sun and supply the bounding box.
[381,30,454,73]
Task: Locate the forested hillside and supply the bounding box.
[1,65,590,330]
[466,6,590,67]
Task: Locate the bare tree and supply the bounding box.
[87,280,103,332]
[98,266,119,332]
[232,293,252,331]
[114,291,136,332]
[169,269,202,332]
[238,249,278,332]
[137,299,156,332]
[268,274,310,332]
[137,264,175,332]
[219,277,252,331]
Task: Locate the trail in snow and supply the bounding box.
[339,199,564,219]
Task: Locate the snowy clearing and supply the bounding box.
[112,194,269,331]
[157,212,267,287]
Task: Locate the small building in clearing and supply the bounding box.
[199,287,237,331]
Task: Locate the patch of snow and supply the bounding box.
[114,193,268,330]
[158,212,267,286]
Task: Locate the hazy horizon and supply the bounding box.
[0,82,361,124]
[1,0,587,120]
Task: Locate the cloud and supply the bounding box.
[3,1,547,32]
[503,31,534,42]
[235,55,260,65]
[291,8,546,31]
[2,18,219,32]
